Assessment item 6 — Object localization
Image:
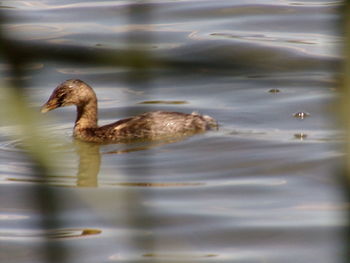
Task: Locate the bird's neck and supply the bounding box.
[74,99,98,131]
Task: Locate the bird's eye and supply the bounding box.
[56,93,66,106]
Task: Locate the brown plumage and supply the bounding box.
[41,79,218,143]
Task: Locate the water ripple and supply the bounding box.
[0,139,23,153]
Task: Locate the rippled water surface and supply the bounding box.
[0,1,346,263]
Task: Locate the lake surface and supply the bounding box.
[0,1,347,263]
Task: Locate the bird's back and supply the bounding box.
[99,111,218,142]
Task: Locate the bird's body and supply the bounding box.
[41,79,218,143]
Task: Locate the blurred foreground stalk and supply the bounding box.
[0,13,66,263]
[0,81,66,263]
[342,3,350,262]
[1,82,56,168]
[0,3,157,262]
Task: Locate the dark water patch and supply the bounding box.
[0,5,14,9]
[56,67,127,75]
[0,228,101,240]
[47,228,101,239]
[0,62,44,71]
[5,175,77,187]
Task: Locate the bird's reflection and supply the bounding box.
[74,140,101,187]
[73,138,185,187]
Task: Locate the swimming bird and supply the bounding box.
[41,79,218,143]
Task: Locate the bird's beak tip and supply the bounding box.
[40,104,51,113]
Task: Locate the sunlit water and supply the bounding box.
[0,1,346,263]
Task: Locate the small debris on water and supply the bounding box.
[294,133,308,140]
[268,88,280,93]
[293,112,310,119]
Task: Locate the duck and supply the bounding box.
[41,79,218,143]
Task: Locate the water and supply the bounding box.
[0,1,346,263]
